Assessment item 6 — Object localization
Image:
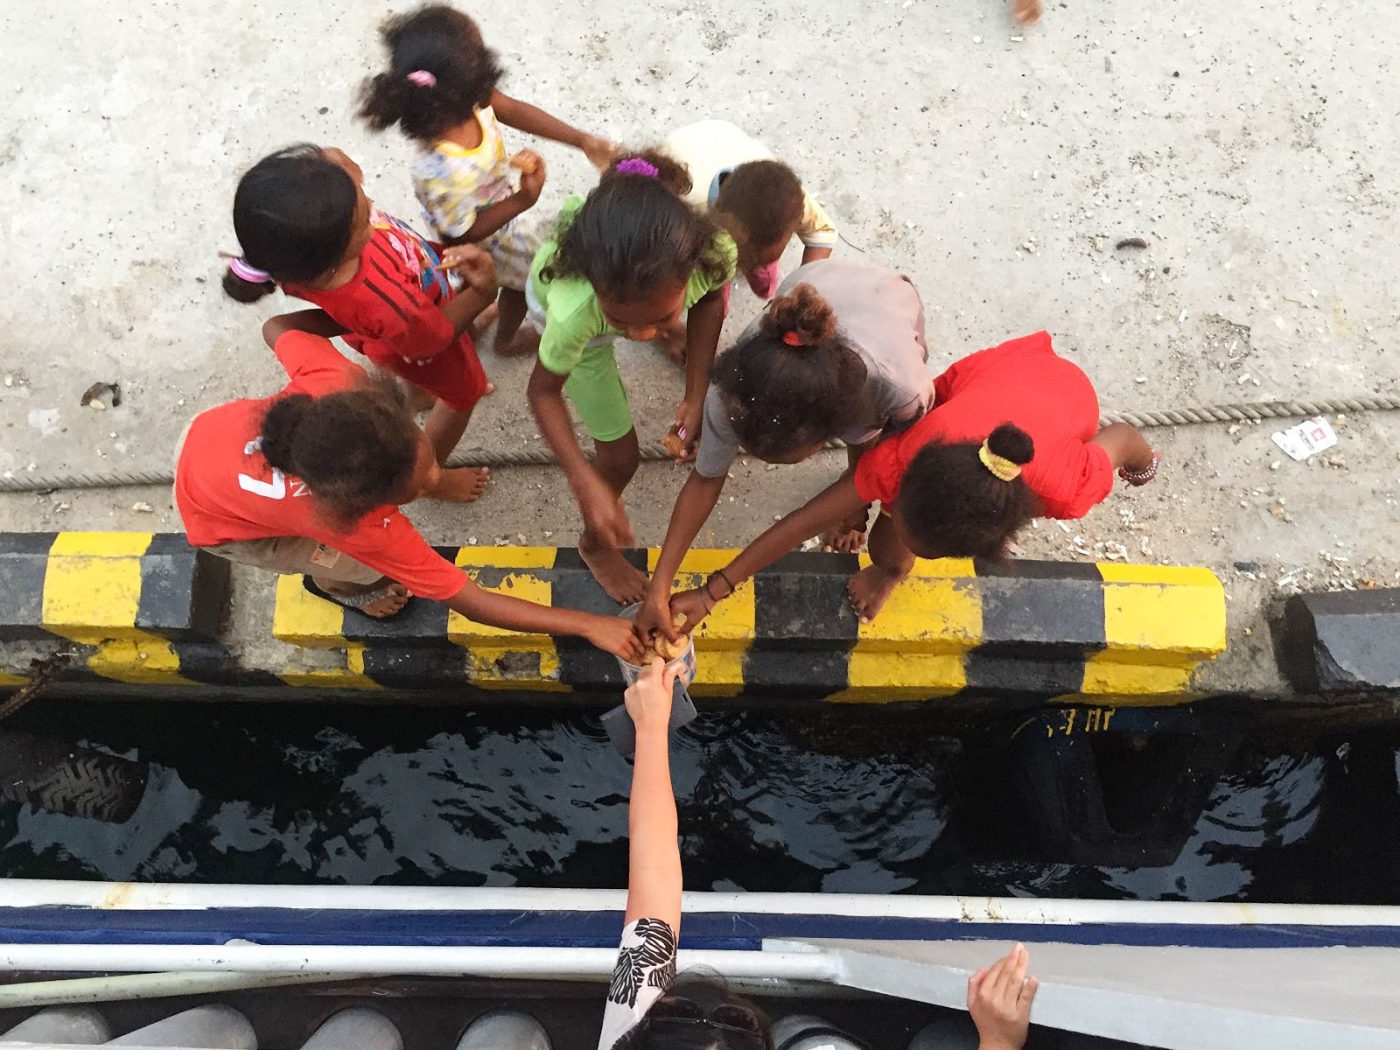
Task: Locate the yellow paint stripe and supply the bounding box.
[0,671,29,687]
[277,644,381,689]
[669,549,755,653]
[87,639,195,686]
[272,574,348,648]
[42,532,154,644]
[830,652,967,702]
[1096,563,1226,664]
[454,547,558,569]
[852,555,982,654]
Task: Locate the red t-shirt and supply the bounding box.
[284,212,487,412]
[854,331,1114,520]
[174,332,468,602]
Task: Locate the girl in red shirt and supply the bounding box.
[648,331,1161,632]
[175,314,641,660]
[222,144,492,503]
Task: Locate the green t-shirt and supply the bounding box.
[530,195,737,377]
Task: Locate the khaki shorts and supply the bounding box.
[203,536,383,586]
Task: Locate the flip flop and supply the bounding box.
[302,576,414,622]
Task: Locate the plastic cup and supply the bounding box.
[617,602,696,688]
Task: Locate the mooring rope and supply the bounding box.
[2,393,1396,494]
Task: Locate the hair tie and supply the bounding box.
[615,157,659,178]
[978,441,1022,482]
[781,330,803,347]
[229,256,272,284]
[406,69,437,88]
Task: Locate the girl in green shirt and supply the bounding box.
[526,151,736,603]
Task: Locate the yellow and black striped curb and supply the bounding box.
[1279,588,1400,693]
[270,547,1226,702]
[0,536,1226,701]
[0,532,229,686]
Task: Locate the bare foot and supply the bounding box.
[483,381,496,396]
[496,325,541,358]
[822,527,869,554]
[1012,0,1041,23]
[579,533,649,604]
[469,301,501,340]
[847,564,908,623]
[428,466,490,503]
[320,580,411,619]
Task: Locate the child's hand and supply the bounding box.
[968,943,1038,1050]
[623,656,678,735]
[586,614,645,663]
[669,588,712,636]
[581,135,621,173]
[636,594,681,644]
[674,399,703,459]
[438,245,499,298]
[511,150,547,204]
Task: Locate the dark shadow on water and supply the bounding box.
[0,698,1397,903]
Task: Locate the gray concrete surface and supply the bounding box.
[1,0,1396,693]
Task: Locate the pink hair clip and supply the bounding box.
[407,69,437,88]
[615,157,659,178]
[229,256,271,284]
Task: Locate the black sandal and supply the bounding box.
[302,576,414,622]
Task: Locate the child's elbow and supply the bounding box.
[260,316,287,349]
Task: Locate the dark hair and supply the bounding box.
[713,160,805,250]
[223,144,357,303]
[542,151,732,302]
[711,283,866,462]
[895,423,1038,559]
[258,376,419,529]
[621,973,774,1050]
[358,4,503,144]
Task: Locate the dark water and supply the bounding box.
[2,699,1398,903]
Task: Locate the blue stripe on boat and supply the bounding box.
[3,908,1400,950]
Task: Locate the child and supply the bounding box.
[648,331,1160,635]
[526,152,736,604]
[635,265,934,640]
[661,119,837,301]
[358,3,616,357]
[175,311,642,662]
[222,144,493,502]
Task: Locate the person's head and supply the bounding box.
[893,423,1039,560]
[712,160,804,272]
[258,375,440,530]
[622,973,774,1050]
[710,282,866,464]
[543,151,729,343]
[357,3,502,144]
[223,145,372,302]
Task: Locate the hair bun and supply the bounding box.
[762,282,836,347]
[986,423,1035,466]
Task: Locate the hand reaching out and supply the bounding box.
[623,656,678,735]
[581,134,621,172]
[510,149,547,204]
[968,943,1038,1050]
[437,244,499,299]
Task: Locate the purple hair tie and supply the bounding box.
[407,69,437,88]
[229,256,271,284]
[615,157,659,178]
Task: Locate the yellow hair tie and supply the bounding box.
[979,441,1022,482]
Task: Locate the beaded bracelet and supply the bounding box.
[1118,452,1161,484]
